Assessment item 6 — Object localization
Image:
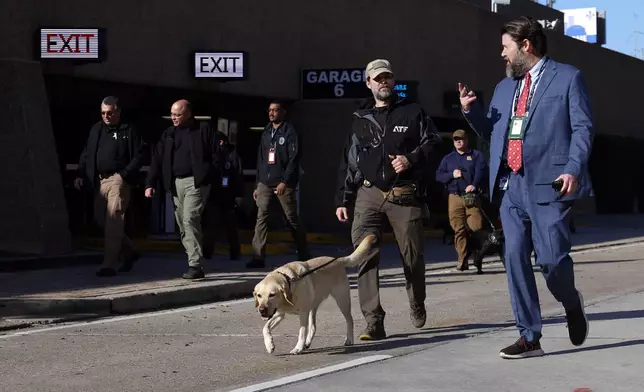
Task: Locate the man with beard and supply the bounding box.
[459,16,593,359]
[246,100,310,268]
[335,59,441,340]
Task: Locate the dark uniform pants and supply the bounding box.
[203,198,241,258]
[252,182,309,260]
[351,186,426,324]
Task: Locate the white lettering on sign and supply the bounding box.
[304,69,366,98]
[194,52,245,78]
[40,29,100,59]
[305,70,364,84]
[393,126,408,133]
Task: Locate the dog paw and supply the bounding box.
[265,342,275,354]
[289,347,304,355]
[304,342,311,349]
[343,337,353,346]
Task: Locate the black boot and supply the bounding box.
[182,267,205,279]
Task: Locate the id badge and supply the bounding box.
[268,148,276,165]
[509,116,527,140]
[222,176,229,188]
[498,174,509,191]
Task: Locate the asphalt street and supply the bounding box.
[1,242,643,392]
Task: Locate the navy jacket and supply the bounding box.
[435,149,487,195]
[255,121,301,188]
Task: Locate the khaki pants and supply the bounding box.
[173,177,211,268]
[351,186,426,324]
[252,182,309,260]
[447,193,483,268]
[93,174,134,269]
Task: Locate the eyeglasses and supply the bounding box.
[101,111,115,116]
[453,137,465,141]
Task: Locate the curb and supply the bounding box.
[0,253,104,273]
[0,278,263,321]
[2,236,643,332]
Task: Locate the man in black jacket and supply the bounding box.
[335,59,441,340]
[246,100,310,268]
[144,99,219,279]
[203,132,243,261]
[74,96,146,277]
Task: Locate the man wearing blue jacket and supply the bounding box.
[436,129,488,271]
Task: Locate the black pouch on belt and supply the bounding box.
[460,192,478,208]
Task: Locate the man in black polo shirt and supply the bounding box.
[75,96,146,277]
[145,100,220,279]
[246,100,310,268]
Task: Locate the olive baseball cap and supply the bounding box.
[452,129,468,139]
[365,59,394,80]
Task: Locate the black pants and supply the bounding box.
[203,198,241,258]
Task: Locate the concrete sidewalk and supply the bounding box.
[1,226,644,332]
[276,288,644,392]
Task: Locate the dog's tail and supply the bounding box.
[341,234,379,268]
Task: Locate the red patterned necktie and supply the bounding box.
[507,72,532,172]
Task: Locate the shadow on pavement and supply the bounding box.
[548,339,644,356]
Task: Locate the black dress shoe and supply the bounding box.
[182,267,205,279]
[96,268,117,277]
[118,251,140,273]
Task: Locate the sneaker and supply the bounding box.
[499,337,544,359]
[246,258,265,268]
[182,267,205,279]
[410,303,426,328]
[566,291,589,346]
[359,322,387,341]
[96,268,116,277]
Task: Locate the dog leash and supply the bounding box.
[477,202,498,231]
[275,256,341,288]
[276,173,403,287]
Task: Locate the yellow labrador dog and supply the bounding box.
[253,235,377,355]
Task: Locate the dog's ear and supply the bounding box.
[253,291,259,308]
[280,288,296,308]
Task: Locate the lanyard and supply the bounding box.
[513,58,548,115]
[269,125,280,148]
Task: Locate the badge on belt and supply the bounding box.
[222,176,229,188]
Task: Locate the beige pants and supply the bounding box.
[447,193,483,269]
[94,174,134,269]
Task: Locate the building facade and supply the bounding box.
[1,0,643,254]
